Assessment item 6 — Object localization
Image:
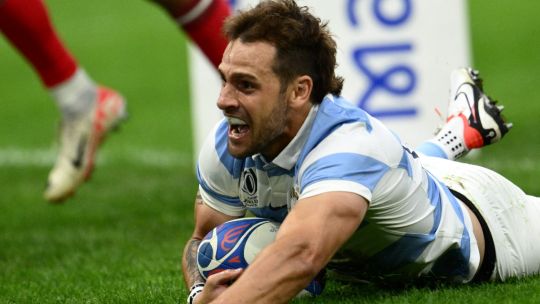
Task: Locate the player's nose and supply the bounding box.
[217,84,239,111]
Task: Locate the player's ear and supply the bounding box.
[290,75,313,106]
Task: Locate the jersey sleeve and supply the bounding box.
[296,120,404,203]
[196,120,247,217]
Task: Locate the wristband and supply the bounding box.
[187,283,205,304]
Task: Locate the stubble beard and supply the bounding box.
[229,98,288,159]
[254,105,288,158]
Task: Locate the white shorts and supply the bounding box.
[421,156,540,281]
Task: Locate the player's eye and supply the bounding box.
[238,80,255,91]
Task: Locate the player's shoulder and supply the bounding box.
[303,115,403,168]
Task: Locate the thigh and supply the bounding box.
[487,190,540,280]
[421,156,540,280]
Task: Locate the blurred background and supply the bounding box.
[1,0,539,302]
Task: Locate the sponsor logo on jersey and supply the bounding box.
[287,184,300,210]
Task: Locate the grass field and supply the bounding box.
[1,1,540,303]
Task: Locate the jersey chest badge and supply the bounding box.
[239,168,258,207]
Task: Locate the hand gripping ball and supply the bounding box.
[197,217,325,296]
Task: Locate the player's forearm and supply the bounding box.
[212,193,368,303]
[182,237,205,288]
[212,235,322,304]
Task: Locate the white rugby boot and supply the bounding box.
[44,86,127,203]
[433,67,512,159]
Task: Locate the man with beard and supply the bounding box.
[181,1,540,304]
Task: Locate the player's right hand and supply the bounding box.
[194,268,244,304]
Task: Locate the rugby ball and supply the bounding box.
[197,217,325,296]
[197,217,278,279]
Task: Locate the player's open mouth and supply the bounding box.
[227,116,250,140]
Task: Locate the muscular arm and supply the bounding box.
[182,191,239,288]
[210,191,368,303]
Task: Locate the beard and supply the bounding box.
[251,106,288,158]
[228,97,289,159]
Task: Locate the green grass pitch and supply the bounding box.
[1,1,540,303]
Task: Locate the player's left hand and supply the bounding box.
[194,268,244,304]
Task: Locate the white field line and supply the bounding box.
[0,147,537,173]
[0,147,193,168]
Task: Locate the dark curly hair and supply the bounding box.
[223,0,344,104]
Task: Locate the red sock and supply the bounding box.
[175,0,231,69]
[0,0,77,87]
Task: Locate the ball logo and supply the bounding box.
[220,223,250,252]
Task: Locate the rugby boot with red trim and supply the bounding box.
[433,68,512,158]
[44,86,127,203]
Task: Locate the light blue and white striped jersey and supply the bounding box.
[196,95,480,283]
